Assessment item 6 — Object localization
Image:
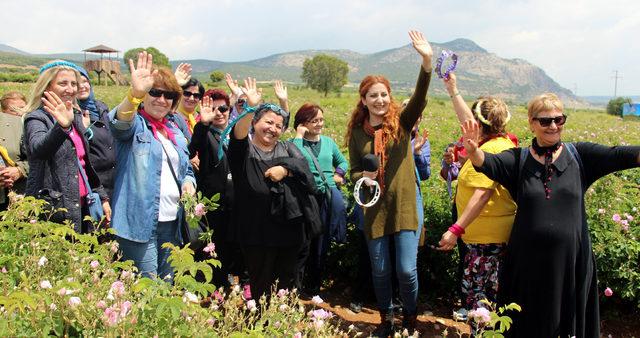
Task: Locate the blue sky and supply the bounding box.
[2,0,638,95]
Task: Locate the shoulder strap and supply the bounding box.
[564,142,585,190]
[75,157,94,195]
[160,141,182,197]
[303,143,330,188]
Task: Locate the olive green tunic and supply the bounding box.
[349,67,432,239]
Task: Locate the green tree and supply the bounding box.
[606,97,632,116]
[209,71,225,84]
[123,47,170,68]
[301,54,349,97]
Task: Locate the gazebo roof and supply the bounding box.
[83,44,119,53]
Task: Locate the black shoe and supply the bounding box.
[401,311,418,335]
[371,310,395,338]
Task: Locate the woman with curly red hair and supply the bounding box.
[346,30,433,336]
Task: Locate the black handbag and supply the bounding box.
[160,142,207,250]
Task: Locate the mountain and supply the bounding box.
[0,40,582,104]
[0,43,29,55]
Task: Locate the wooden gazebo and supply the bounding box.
[83,44,127,85]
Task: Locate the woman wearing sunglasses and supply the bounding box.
[109,52,196,281]
[227,77,320,300]
[460,93,640,338]
[345,30,432,336]
[22,60,110,232]
[75,66,116,198]
[188,88,242,288]
[174,63,204,135]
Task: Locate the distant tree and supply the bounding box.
[606,97,632,116]
[209,71,225,84]
[301,54,349,97]
[123,47,170,68]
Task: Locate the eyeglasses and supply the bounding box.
[236,98,246,105]
[308,118,324,124]
[148,88,179,100]
[533,114,567,127]
[214,105,229,113]
[183,91,202,100]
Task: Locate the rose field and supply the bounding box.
[1,82,639,336]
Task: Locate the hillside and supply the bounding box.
[0,39,581,104]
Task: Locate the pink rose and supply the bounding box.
[203,242,216,256]
[612,214,622,222]
[246,299,257,311]
[293,332,302,338]
[597,208,606,214]
[310,309,332,320]
[30,219,37,224]
[604,287,613,297]
[469,307,491,323]
[121,301,132,316]
[194,203,206,217]
[277,288,289,298]
[110,281,126,298]
[90,260,100,269]
[68,297,81,307]
[206,318,216,326]
[96,300,107,309]
[103,307,119,327]
[1,267,6,273]
[57,288,67,296]
[311,295,323,305]
[40,280,52,289]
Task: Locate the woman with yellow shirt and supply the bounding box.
[437,91,517,313]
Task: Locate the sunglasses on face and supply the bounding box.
[183,91,203,100]
[533,114,567,127]
[214,105,229,113]
[148,88,179,101]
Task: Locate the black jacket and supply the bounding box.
[84,100,116,198]
[24,108,106,231]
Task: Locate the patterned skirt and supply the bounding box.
[461,243,506,309]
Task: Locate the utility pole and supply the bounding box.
[612,70,622,97]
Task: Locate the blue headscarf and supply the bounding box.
[75,66,100,120]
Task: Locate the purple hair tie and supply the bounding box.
[435,50,458,79]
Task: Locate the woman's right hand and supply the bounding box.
[128,51,157,98]
[437,230,458,251]
[42,91,74,128]
[225,73,241,97]
[199,95,215,125]
[362,170,377,186]
[295,125,308,138]
[174,63,192,86]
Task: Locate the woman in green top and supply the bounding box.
[345,30,433,336]
[291,102,348,295]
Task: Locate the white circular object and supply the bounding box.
[354,177,381,208]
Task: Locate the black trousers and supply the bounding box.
[243,244,301,301]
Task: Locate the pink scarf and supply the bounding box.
[139,108,177,145]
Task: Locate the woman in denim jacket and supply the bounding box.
[109,52,196,281]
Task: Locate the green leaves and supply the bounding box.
[301,54,349,97]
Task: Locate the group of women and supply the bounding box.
[7,28,639,338]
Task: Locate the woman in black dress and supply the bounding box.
[459,93,639,337]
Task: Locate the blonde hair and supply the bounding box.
[527,93,564,118]
[24,62,80,114]
[472,96,510,136]
[1,91,26,112]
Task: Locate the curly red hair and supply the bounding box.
[345,75,401,146]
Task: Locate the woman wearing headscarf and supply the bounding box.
[23,60,110,232]
[108,52,196,281]
[461,93,640,337]
[345,30,432,335]
[75,66,116,198]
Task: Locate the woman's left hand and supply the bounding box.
[182,182,196,196]
[273,80,288,101]
[437,230,457,251]
[102,201,112,222]
[265,166,288,182]
[408,30,433,62]
[42,91,74,128]
[413,129,429,155]
[333,173,344,186]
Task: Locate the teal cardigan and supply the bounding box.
[290,135,348,193]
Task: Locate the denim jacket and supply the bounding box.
[109,108,196,243]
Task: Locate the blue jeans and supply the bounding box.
[367,185,423,314]
[117,220,180,282]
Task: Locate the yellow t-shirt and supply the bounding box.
[456,136,517,244]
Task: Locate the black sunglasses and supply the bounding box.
[148,88,179,100]
[533,114,567,127]
[183,91,202,100]
[214,105,229,113]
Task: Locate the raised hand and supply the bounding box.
[273,80,288,101]
[460,120,480,155]
[409,30,433,59]
[295,124,309,139]
[413,128,429,155]
[174,63,192,86]
[42,91,74,128]
[199,95,215,125]
[225,73,241,96]
[240,77,262,107]
[128,51,157,98]
[443,72,458,95]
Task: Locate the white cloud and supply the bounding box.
[1,0,638,94]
